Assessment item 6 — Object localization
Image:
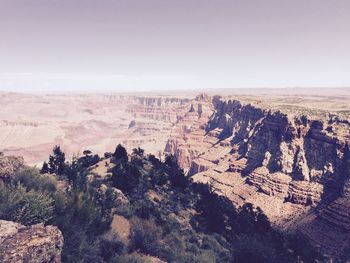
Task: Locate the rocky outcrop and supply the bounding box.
[188,158,212,176]
[0,155,24,183]
[247,167,292,198]
[247,167,324,205]
[98,184,129,207]
[0,220,63,263]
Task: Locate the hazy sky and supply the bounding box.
[0,0,350,92]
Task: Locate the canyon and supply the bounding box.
[1,89,350,260]
[0,92,190,165]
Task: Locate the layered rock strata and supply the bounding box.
[0,93,192,164]
[165,94,215,172]
[167,96,349,205]
[166,95,350,258]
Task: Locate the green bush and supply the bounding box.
[160,231,187,260]
[130,218,162,256]
[111,163,141,194]
[13,167,57,193]
[191,250,217,263]
[0,184,54,225]
[99,233,126,262]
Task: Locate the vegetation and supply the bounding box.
[0,145,323,262]
[46,145,66,175]
[0,184,54,225]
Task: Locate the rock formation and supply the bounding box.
[0,154,24,183]
[98,183,129,208]
[166,95,350,258]
[0,220,63,263]
[165,94,216,172]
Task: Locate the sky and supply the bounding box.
[0,0,350,93]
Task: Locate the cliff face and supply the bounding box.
[0,220,63,263]
[300,178,350,257]
[165,94,215,171]
[214,100,347,175]
[168,97,350,203]
[166,95,350,258]
[125,96,190,122]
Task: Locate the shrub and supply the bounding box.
[40,161,49,174]
[0,184,54,225]
[133,199,161,220]
[159,231,187,261]
[201,235,231,261]
[111,163,141,194]
[233,235,277,263]
[130,218,162,256]
[132,147,144,158]
[110,253,151,263]
[78,153,100,168]
[104,152,113,159]
[13,167,57,193]
[191,250,217,263]
[99,233,125,261]
[286,232,324,262]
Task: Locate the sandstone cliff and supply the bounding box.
[166,95,350,258]
[0,220,63,263]
[165,94,215,171]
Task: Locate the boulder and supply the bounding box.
[0,220,63,263]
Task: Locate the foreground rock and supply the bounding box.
[0,220,63,263]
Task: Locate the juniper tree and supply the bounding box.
[48,145,66,175]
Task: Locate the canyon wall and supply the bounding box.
[0,93,192,164]
[166,95,350,258]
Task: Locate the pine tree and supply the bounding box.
[40,161,49,174]
[113,144,128,162]
[48,145,66,175]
